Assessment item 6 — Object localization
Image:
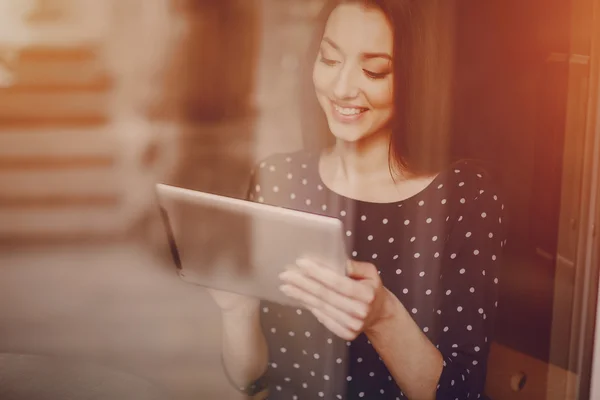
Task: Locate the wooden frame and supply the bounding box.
[581,0,600,393]
[586,99,600,398]
[549,0,600,397]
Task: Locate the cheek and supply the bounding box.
[365,81,394,110]
[312,63,331,95]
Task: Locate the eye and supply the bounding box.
[363,70,389,80]
[319,57,339,66]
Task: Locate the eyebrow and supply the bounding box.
[322,37,392,61]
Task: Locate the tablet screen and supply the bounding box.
[157,185,347,305]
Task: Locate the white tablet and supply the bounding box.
[155,183,348,306]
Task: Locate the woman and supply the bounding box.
[212,1,506,399]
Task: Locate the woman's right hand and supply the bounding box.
[207,288,260,316]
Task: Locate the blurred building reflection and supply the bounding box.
[0,1,324,399]
[0,0,179,240]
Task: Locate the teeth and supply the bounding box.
[334,104,364,116]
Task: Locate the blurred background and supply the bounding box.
[0,0,598,399]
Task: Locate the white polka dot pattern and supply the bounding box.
[244,151,506,399]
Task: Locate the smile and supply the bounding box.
[330,101,368,122]
[334,104,366,115]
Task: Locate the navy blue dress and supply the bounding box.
[246,150,506,400]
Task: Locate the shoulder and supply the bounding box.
[437,160,507,229]
[441,160,504,205]
[249,149,318,185]
[246,149,318,202]
[251,149,316,175]
[442,160,507,237]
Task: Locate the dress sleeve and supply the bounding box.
[435,186,506,399]
[246,167,258,201]
[246,159,270,203]
[245,154,281,204]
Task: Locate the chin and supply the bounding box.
[326,114,391,144]
[328,123,370,143]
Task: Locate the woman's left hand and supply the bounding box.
[279,258,392,341]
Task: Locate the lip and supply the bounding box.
[329,100,368,123]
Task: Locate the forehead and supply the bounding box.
[323,3,393,54]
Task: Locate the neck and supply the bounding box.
[328,130,402,183]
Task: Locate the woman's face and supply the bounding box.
[313,3,394,144]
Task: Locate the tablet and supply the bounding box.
[155,183,348,306]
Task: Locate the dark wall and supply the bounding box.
[452,0,563,250]
[451,0,572,363]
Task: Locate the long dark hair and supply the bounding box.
[300,0,456,177]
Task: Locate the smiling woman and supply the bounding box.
[207,1,504,400]
[312,6,394,145]
[301,0,455,177]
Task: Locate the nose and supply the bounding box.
[332,64,359,100]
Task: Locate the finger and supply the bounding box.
[347,260,380,282]
[279,268,369,318]
[296,258,375,304]
[280,284,364,331]
[311,307,358,341]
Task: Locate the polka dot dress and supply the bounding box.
[246,150,506,400]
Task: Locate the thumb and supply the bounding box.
[346,260,378,280]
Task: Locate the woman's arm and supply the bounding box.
[220,304,269,399]
[279,260,443,398]
[213,165,270,397]
[366,291,443,399]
